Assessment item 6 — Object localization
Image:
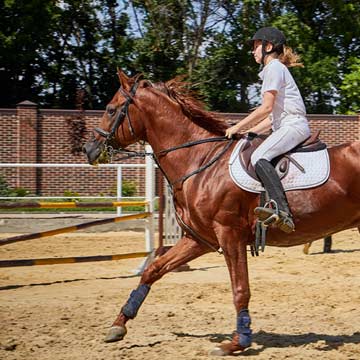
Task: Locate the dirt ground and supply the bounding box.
[0,228,359,360]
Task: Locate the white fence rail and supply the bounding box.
[0,163,146,211]
[0,145,156,274]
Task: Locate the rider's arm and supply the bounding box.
[225,91,276,138]
[248,116,272,134]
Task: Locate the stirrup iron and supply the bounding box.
[254,199,280,223]
[254,200,295,233]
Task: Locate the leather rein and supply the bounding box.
[94,81,235,254]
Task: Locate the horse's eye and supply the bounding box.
[107,107,116,116]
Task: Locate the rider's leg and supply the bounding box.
[249,125,310,233]
[254,158,294,233]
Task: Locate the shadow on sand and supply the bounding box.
[173,330,360,355]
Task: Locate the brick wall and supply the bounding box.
[1,103,359,196]
[223,113,360,147]
[0,103,145,196]
[1,107,18,189]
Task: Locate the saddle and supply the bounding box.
[239,130,327,181]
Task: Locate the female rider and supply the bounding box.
[225,27,311,233]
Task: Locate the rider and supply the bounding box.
[225,26,311,233]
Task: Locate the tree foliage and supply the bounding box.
[0,0,359,113]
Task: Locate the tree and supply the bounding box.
[278,0,360,113]
[0,0,59,107]
[193,0,262,112]
[338,57,360,114]
[0,0,359,113]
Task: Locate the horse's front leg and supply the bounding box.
[212,226,252,356]
[104,235,211,342]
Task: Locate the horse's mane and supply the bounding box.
[153,78,229,135]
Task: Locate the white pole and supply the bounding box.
[135,145,155,274]
[144,144,155,253]
[117,165,122,216]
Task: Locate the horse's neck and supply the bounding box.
[144,108,216,184]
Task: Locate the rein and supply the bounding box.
[157,136,231,156]
[107,136,235,187]
[158,136,234,186]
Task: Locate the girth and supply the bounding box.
[239,130,327,181]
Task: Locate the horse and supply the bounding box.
[83,70,360,355]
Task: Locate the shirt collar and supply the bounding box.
[258,58,280,79]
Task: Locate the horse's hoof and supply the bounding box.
[303,243,310,254]
[210,346,228,356]
[210,337,248,356]
[104,326,127,343]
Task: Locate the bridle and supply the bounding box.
[94,80,140,141]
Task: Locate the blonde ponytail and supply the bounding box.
[278,46,304,68]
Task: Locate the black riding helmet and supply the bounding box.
[249,27,286,64]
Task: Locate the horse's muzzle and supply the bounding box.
[83,138,104,165]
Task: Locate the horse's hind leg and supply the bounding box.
[303,241,312,254]
[211,227,252,355]
[104,235,211,343]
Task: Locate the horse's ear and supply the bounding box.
[117,68,131,91]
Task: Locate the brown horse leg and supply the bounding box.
[211,228,251,356]
[303,241,312,254]
[104,235,211,343]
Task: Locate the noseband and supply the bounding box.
[94,80,140,141]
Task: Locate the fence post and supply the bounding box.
[116,165,122,216]
[145,145,155,253]
[135,145,155,274]
[16,100,39,192]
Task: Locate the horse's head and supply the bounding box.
[84,69,231,165]
[83,70,148,165]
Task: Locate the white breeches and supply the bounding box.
[251,121,311,167]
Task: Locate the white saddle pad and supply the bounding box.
[229,139,330,194]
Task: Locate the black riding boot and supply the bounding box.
[254,159,295,233]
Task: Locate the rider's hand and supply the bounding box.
[225,124,242,139]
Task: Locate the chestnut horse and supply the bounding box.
[83,71,360,355]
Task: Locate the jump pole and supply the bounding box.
[0,252,150,268]
[0,212,151,247]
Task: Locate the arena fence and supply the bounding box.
[0,146,156,272]
[0,162,148,216]
[0,201,148,209]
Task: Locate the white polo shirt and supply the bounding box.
[259,59,307,130]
